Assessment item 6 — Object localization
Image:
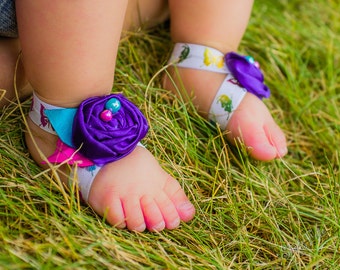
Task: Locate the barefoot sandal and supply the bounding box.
[168,43,270,130]
[29,93,148,202]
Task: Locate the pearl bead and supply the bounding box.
[100,109,113,122]
[105,98,121,113]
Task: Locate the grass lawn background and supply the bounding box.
[0,0,339,269]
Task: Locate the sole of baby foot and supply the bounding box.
[226,92,287,161]
[88,146,196,232]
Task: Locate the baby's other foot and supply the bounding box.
[88,146,195,232]
[163,68,287,161]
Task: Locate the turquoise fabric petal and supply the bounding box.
[44,108,77,147]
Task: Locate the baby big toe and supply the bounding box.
[243,126,278,161]
[163,177,195,222]
[264,123,287,158]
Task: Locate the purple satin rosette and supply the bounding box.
[225,52,270,99]
[72,94,149,165]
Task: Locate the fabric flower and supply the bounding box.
[72,94,148,165]
[225,52,270,99]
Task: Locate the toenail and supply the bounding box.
[133,224,146,232]
[151,221,165,232]
[178,202,195,212]
[115,221,126,229]
[278,146,288,156]
[168,218,180,229]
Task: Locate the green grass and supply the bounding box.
[1,0,339,269]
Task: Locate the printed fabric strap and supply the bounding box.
[168,43,229,74]
[29,93,58,135]
[169,43,246,129]
[70,164,102,203]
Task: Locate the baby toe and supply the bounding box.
[89,191,127,229]
[245,127,278,161]
[163,177,195,222]
[264,123,287,158]
[105,197,126,229]
[244,134,284,161]
[155,193,181,230]
[140,195,165,232]
[122,195,146,232]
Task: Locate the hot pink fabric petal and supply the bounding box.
[43,139,94,167]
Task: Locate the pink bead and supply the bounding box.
[100,109,113,122]
[254,61,260,69]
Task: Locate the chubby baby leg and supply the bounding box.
[0,38,32,108]
[17,0,194,231]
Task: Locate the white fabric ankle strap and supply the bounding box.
[209,76,246,130]
[29,93,58,134]
[169,43,247,130]
[168,43,228,74]
[69,165,101,203]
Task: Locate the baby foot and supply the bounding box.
[89,146,195,231]
[163,67,287,161]
[26,117,195,232]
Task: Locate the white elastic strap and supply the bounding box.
[209,75,246,130]
[69,142,145,203]
[69,165,101,203]
[168,43,228,74]
[29,93,58,134]
[169,43,247,129]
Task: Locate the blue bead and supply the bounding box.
[245,55,255,64]
[105,98,121,113]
